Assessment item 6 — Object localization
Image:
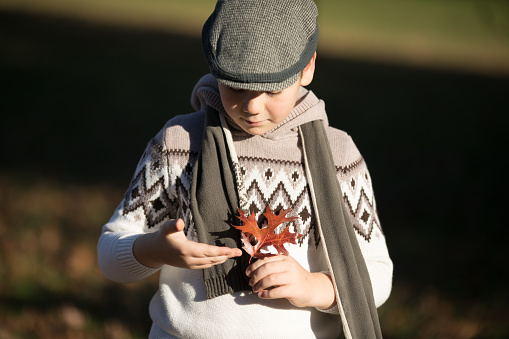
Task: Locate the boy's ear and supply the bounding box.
[300,52,317,86]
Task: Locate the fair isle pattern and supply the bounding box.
[337,157,382,242]
[120,139,380,243]
[166,149,198,236]
[120,139,197,231]
[121,138,175,229]
[232,161,249,212]
[238,155,320,246]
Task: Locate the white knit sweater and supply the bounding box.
[98,75,393,339]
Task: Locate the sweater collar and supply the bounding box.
[191,74,329,141]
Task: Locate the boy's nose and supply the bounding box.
[243,92,264,114]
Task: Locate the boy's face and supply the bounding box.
[218,80,302,135]
[218,53,316,136]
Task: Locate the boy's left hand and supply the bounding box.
[245,255,336,310]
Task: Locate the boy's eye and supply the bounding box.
[267,90,283,96]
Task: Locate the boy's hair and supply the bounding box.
[202,0,319,91]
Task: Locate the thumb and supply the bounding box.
[160,219,185,236]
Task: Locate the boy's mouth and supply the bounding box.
[244,119,264,127]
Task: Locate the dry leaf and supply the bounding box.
[233,206,302,263]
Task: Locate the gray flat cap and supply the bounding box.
[202,0,319,91]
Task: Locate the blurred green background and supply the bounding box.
[0,0,508,338]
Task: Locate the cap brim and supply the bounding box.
[216,72,300,91]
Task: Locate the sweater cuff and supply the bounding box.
[116,233,161,280]
[315,271,339,314]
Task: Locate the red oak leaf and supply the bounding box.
[233,206,302,263]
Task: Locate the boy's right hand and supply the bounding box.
[133,219,243,269]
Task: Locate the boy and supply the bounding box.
[98,0,392,338]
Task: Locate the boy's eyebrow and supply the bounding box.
[223,84,243,91]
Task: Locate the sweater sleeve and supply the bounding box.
[329,130,393,308]
[342,152,393,307]
[97,128,177,284]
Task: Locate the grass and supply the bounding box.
[318,0,509,73]
[0,0,508,73]
[0,172,158,339]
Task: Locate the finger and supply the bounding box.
[189,256,230,267]
[251,270,293,293]
[186,253,237,269]
[189,261,227,270]
[246,255,286,277]
[182,242,242,264]
[257,284,292,300]
[203,245,243,258]
[183,240,242,259]
[248,256,288,280]
[249,261,290,290]
[160,219,185,236]
[174,218,185,232]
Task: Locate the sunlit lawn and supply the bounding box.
[318,0,509,73]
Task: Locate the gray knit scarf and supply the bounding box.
[190,107,382,339]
